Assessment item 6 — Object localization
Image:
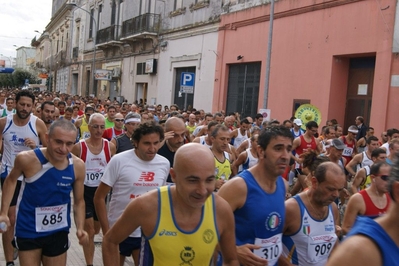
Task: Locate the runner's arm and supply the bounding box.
[345,153,361,176]
[341,194,364,235]
[93,182,112,234]
[72,157,89,245]
[0,153,26,228]
[215,196,240,266]
[351,169,365,195]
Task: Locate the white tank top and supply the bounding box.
[1,114,39,180]
[233,129,249,149]
[79,139,111,187]
[200,135,212,149]
[356,151,373,172]
[243,148,258,170]
[282,195,337,265]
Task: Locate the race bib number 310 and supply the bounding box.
[35,204,68,232]
[254,233,282,266]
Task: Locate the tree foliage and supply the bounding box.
[0,69,39,88]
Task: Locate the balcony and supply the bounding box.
[96,25,123,48]
[73,47,78,59]
[121,13,160,41]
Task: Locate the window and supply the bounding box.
[98,4,102,29]
[89,8,94,38]
[174,0,182,10]
[119,0,124,26]
[111,0,116,25]
[292,99,310,117]
[136,62,146,75]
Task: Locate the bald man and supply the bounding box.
[102,144,239,266]
[157,117,187,183]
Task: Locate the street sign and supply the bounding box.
[180,72,195,94]
[0,68,14,74]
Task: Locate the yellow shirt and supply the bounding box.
[79,118,90,140]
[214,152,231,181]
[145,186,219,265]
[186,124,196,135]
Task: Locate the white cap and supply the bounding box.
[293,119,302,126]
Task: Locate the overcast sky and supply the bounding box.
[0,0,52,60]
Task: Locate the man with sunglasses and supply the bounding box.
[327,160,399,266]
[72,113,116,266]
[341,161,391,235]
[102,113,125,141]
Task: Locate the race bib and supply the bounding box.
[83,132,91,139]
[343,147,353,157]
[85,171,104,186]
[306,234,337,263]
[254,233,282,266]
[35,204,68,232]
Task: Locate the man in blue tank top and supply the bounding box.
[218,125,293,266]
[0,119,88,266]
[327,156,399,266]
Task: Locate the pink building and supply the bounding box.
[213,0,399,134]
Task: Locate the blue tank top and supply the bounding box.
[235,170,286,266]
[15,148,75,238]
[347,216,399,265]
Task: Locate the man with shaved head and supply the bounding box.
[158,117,187,183]
[102,143,239,266]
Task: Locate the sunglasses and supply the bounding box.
[115,119,124,122]
[377,175,389,181]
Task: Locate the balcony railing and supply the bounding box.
[121,13,160,39]
[73,47,78,59]
[96,25,120,45]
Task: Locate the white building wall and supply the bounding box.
[157,29,218,112]
[56,66,69,93]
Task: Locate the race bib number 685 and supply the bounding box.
[35,204,68,232]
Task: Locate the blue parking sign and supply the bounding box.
[180,72,195,94]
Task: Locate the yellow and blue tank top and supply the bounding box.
[141,186,219,266]
[79,118,90,140]
[359,165,372,191]
[214,151,231,181]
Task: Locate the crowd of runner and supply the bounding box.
[0,88,397,266]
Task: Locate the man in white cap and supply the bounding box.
[291,119,304,138]
[340,125,358,167]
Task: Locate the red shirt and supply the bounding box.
[359,189,390,219]
[102,127,123,141]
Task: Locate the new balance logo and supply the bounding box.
[138,172,155,182]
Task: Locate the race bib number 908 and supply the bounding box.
[35,204,68,232]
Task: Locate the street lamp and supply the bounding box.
[35,30,53,91]
[66,1,97,96]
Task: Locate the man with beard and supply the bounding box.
[94,122,169,266]
[0,90,48,266]
[217,126,293,266]
[40,101,55,130]
[157,117,186,184]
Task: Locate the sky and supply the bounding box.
[0,0,52,61]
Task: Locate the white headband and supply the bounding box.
[125,118,141,123]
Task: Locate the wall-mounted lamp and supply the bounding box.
[237,55,243,60]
